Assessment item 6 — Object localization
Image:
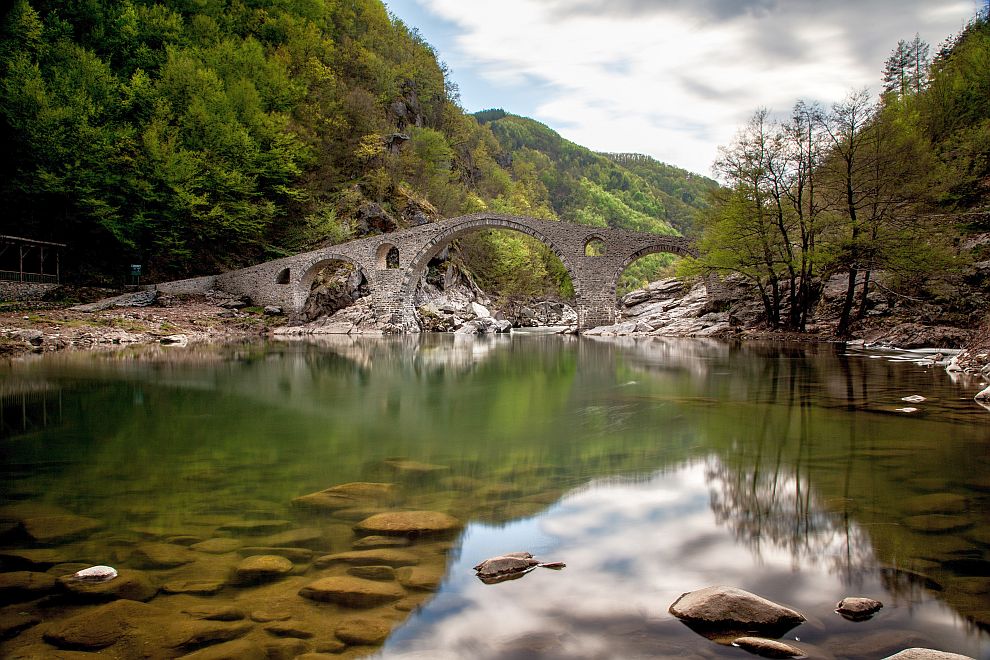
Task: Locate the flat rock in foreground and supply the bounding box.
[669,585,805,632]
[298,576,405,607]
[354,511,462,537]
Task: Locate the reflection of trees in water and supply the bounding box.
[706,456,875,583]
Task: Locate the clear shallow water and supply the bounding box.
[1,335,989,659]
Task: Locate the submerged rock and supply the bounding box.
[178,638,266,660]
[668,586,805,633]
[882,650,976,660]
[130,542,196,569]
[0,570,57,601]
[354,511,462,537]
[43,599,164,650]
[292,482,396,512]
[20,514,102,544]
[298,576,405,607]
[732,636,804,658]
[313,549,420,568]
[234,555,294,584]
[334,617,392,645]
[58,568,158,602]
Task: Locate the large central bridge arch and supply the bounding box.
[396,214,584,316]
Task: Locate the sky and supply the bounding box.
[383,0,981,176]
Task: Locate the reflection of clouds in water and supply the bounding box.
[381,461,872,659]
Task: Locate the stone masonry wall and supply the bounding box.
[205,213,699,331]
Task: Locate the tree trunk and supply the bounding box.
[856,270,872,320]
[837,268,858,337]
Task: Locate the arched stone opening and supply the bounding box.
[402,219,578,297]
[584,236,606,257]
[611,243,701,303]
[396,215,582,327]
[376,243,399,270]
[275,267,290,284]
[298,256,369,322]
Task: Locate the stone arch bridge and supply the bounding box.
[210,212,701,331]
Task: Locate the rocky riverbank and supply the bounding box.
[2,276,988,403]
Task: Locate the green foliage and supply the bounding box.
[695,12,989,332]
[0,0,715,301]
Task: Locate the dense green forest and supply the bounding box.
[688,12,990,334]
[0,0,712,299]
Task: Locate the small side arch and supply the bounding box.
[609,239,701,299]
[376,243,400,269]
[584,235,607,257]
[275,267,291,284]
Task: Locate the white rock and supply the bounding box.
[470,302,491,318]
[901,395,926,403]
[160,334,187,346]
[975,385,990,402]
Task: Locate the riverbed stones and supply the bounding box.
[334,617,392,645]
[347,565,396,581]
[882,650,976,660]
[298,576,405,607]
[313,549,420,568]
[354,511,462,537]
[163,619,254,651]
[192,538,244,554]
[238,546,314,562]
[732,636,804,658]
[292,483,397,512]
[44,599,164,650]
[383,459,449,475]
[256,528,326,550]
[0,548,67,570]
[178,638,266,660]
[20,514,102,544]
[396,565,444,591]
[0,571,57,601]
[904,514,974,534]
[836,596,883,621]
[162,579,225,596]
[234,555,294,584]
[668,586,806,632]
[131,542,197,569]
[58,568,157,602]
[352,535,411,549]
[0,609,40,639]
[183,605,246,621]
[217,520,294,535]
[903,493,969,515]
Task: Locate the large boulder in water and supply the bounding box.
[668,585,805,633]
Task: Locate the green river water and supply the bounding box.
[1,335,989,659]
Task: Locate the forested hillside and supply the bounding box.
[689,12,990,335]
[0,0,710,297]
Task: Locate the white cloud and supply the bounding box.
[395,0,975,174]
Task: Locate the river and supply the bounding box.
[1,335,988,658]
